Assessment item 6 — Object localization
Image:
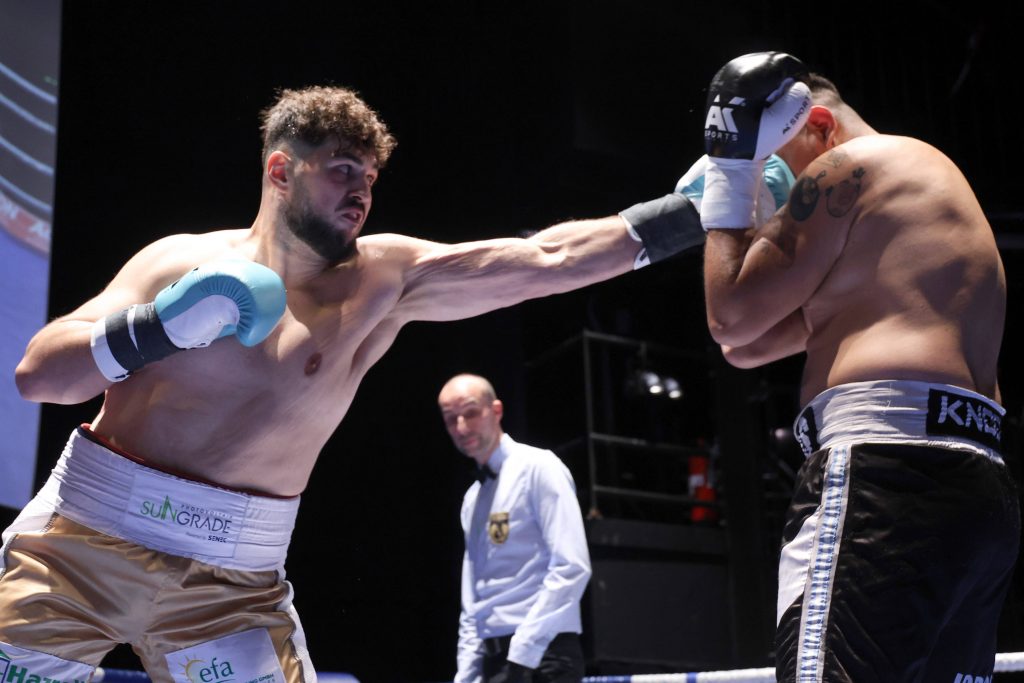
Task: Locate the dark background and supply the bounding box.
[3,1,1024,681]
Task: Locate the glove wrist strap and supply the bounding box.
[701,157,766,230]
[90,303,180,382]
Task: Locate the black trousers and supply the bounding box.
[481,632,584,683]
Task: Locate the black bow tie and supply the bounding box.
[475,465,497,483]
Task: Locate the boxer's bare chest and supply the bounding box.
[113,264,405,419]
[96,265,406,487]
[235,266,404,392]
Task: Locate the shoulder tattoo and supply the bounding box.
[822,149,849,169]
[825,167,865,218]
[789,166,866,222]
[789,171,826,221]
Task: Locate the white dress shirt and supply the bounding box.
[455,433,592,683]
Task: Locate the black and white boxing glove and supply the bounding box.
[701,51,811,229]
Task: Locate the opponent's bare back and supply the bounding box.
[707,118,1005,406]
[793,135,1004,404]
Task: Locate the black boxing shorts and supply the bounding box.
[776,381,1019,682]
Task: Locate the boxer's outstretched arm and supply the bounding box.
[386,208,699,323]
[381,192,705,324]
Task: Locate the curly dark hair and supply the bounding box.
[259,86,397,167]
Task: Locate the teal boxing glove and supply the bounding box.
[91,260,287,382]
[676,153,796,228]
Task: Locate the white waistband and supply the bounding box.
[30,428,300,572]
[793,380,1004,463]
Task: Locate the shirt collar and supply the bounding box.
[484,433,512,474]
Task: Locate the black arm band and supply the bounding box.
[104,303,179,375]
[103,308,145,374]
[620,193,705,264]
[132,303,180,363]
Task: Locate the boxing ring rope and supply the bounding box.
[580,652,1024,681]
[92,652,1024,683]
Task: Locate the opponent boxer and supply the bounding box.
[3,85,711,683]
[699,53,1018,682]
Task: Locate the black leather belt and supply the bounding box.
[482,635,513,656]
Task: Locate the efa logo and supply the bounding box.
[181,656,236,683]
[704,95,744,142]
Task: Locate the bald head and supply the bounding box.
[439,374,497,404]
[438,374,504,465]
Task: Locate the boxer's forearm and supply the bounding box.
[395,216,637,324]
[720,309,809,368]
[16,320,112,404]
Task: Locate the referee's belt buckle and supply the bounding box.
[482,635,512,656]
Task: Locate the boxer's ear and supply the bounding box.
[267,150,291,188]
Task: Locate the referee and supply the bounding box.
[438,374,592,683]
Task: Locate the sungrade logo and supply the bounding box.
[138,494,234,538]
